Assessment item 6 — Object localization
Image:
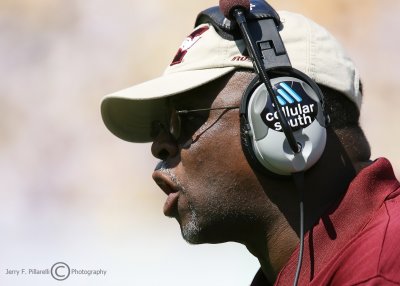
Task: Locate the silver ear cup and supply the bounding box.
[246,77,327,175]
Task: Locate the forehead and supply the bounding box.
[170,71,255,108]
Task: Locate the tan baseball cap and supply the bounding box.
[101,11,361,143]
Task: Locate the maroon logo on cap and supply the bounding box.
[170,26,209,66]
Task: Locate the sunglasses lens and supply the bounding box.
[169,110,181,139]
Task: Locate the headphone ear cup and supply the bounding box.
[240,115,290,179]
[240,116,256,167]
[240,74,327,176]
[240,115,268,175]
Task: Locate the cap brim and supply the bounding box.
[101,67,236,142]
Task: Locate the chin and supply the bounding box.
[180,210,203,244]
[177,202,234,244]
[181,231,203,245]
[179,219,232,245]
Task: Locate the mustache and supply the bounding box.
[154,160,169,172]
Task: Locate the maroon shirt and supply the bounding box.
[251,158,400,285]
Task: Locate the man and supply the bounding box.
[101,1,400,285]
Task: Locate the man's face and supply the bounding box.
[151,71,272,244]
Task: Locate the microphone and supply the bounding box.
[219,0,300,154]
[219,0,250,19]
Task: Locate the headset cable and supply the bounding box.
[292,171,305,286]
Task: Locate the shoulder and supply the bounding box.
[375,189,400,282]
[327,190,400,285]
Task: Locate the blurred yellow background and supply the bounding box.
[0,0,399,285]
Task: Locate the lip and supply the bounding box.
[152,170,180,217]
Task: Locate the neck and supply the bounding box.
[247,220,299,282]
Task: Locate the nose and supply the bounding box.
[151,129,179,160]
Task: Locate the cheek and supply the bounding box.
[177,115,255,198]
[183,115,245,174]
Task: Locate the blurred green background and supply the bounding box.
[0,0,399,285]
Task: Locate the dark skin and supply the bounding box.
[151,71,372,283]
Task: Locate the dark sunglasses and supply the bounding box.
[152,106,239,140]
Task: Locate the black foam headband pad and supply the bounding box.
[195,0,281,40]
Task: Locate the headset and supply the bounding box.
[196,1,330,284]
[196,0,329,177]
